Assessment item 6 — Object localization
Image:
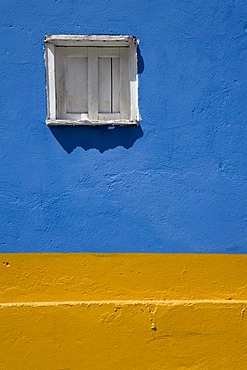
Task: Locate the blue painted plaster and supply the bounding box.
[1,0,247,253]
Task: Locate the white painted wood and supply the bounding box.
[120,47,130,119]
[55,47,89,120]
[98,57,111,113]
[45,35,137,47]
[45,43,56,120]
[88,47,98,120]
[112,57,120,113]
[55,47,66,119]
[46,119,138,126]
[98,47,120,57]
[66,56,88,114]
[98,47,120,115]
[62,113,89,120]
[129,43,139,121]
[62,46,88,57]
[98,113,121,120]
[45,36,140,125]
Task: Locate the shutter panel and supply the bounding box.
[66,56,88,114]
[98,47,122,120]
[56,47,88,120]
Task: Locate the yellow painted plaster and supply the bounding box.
[0,253,247,302]
[1,300,247,369]
[1,254,247,369]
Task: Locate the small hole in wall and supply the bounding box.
[3,262,10,267]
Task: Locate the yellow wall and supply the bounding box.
[1,254,247,369]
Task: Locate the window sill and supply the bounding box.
[46,119,139,126]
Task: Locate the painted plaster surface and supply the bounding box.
[1,301,247,369]
[1,253,247,303]
[1,1,247,253]
[0,254,247,369]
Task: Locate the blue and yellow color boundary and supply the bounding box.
[1,253,247,369]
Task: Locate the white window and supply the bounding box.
[45,35,139,126]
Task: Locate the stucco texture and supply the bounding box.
[1,0,247,252]
[1,253,247,369]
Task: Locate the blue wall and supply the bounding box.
[1,0,247,253]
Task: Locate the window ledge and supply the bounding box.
[46,119,139,126]
[45,34,137,47]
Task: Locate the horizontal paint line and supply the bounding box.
[1,299,247,308]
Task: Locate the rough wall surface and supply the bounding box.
[1,254,247,370]
[1,0,247,253]
[1,1,247,368]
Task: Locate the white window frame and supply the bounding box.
[45,35,139,126]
